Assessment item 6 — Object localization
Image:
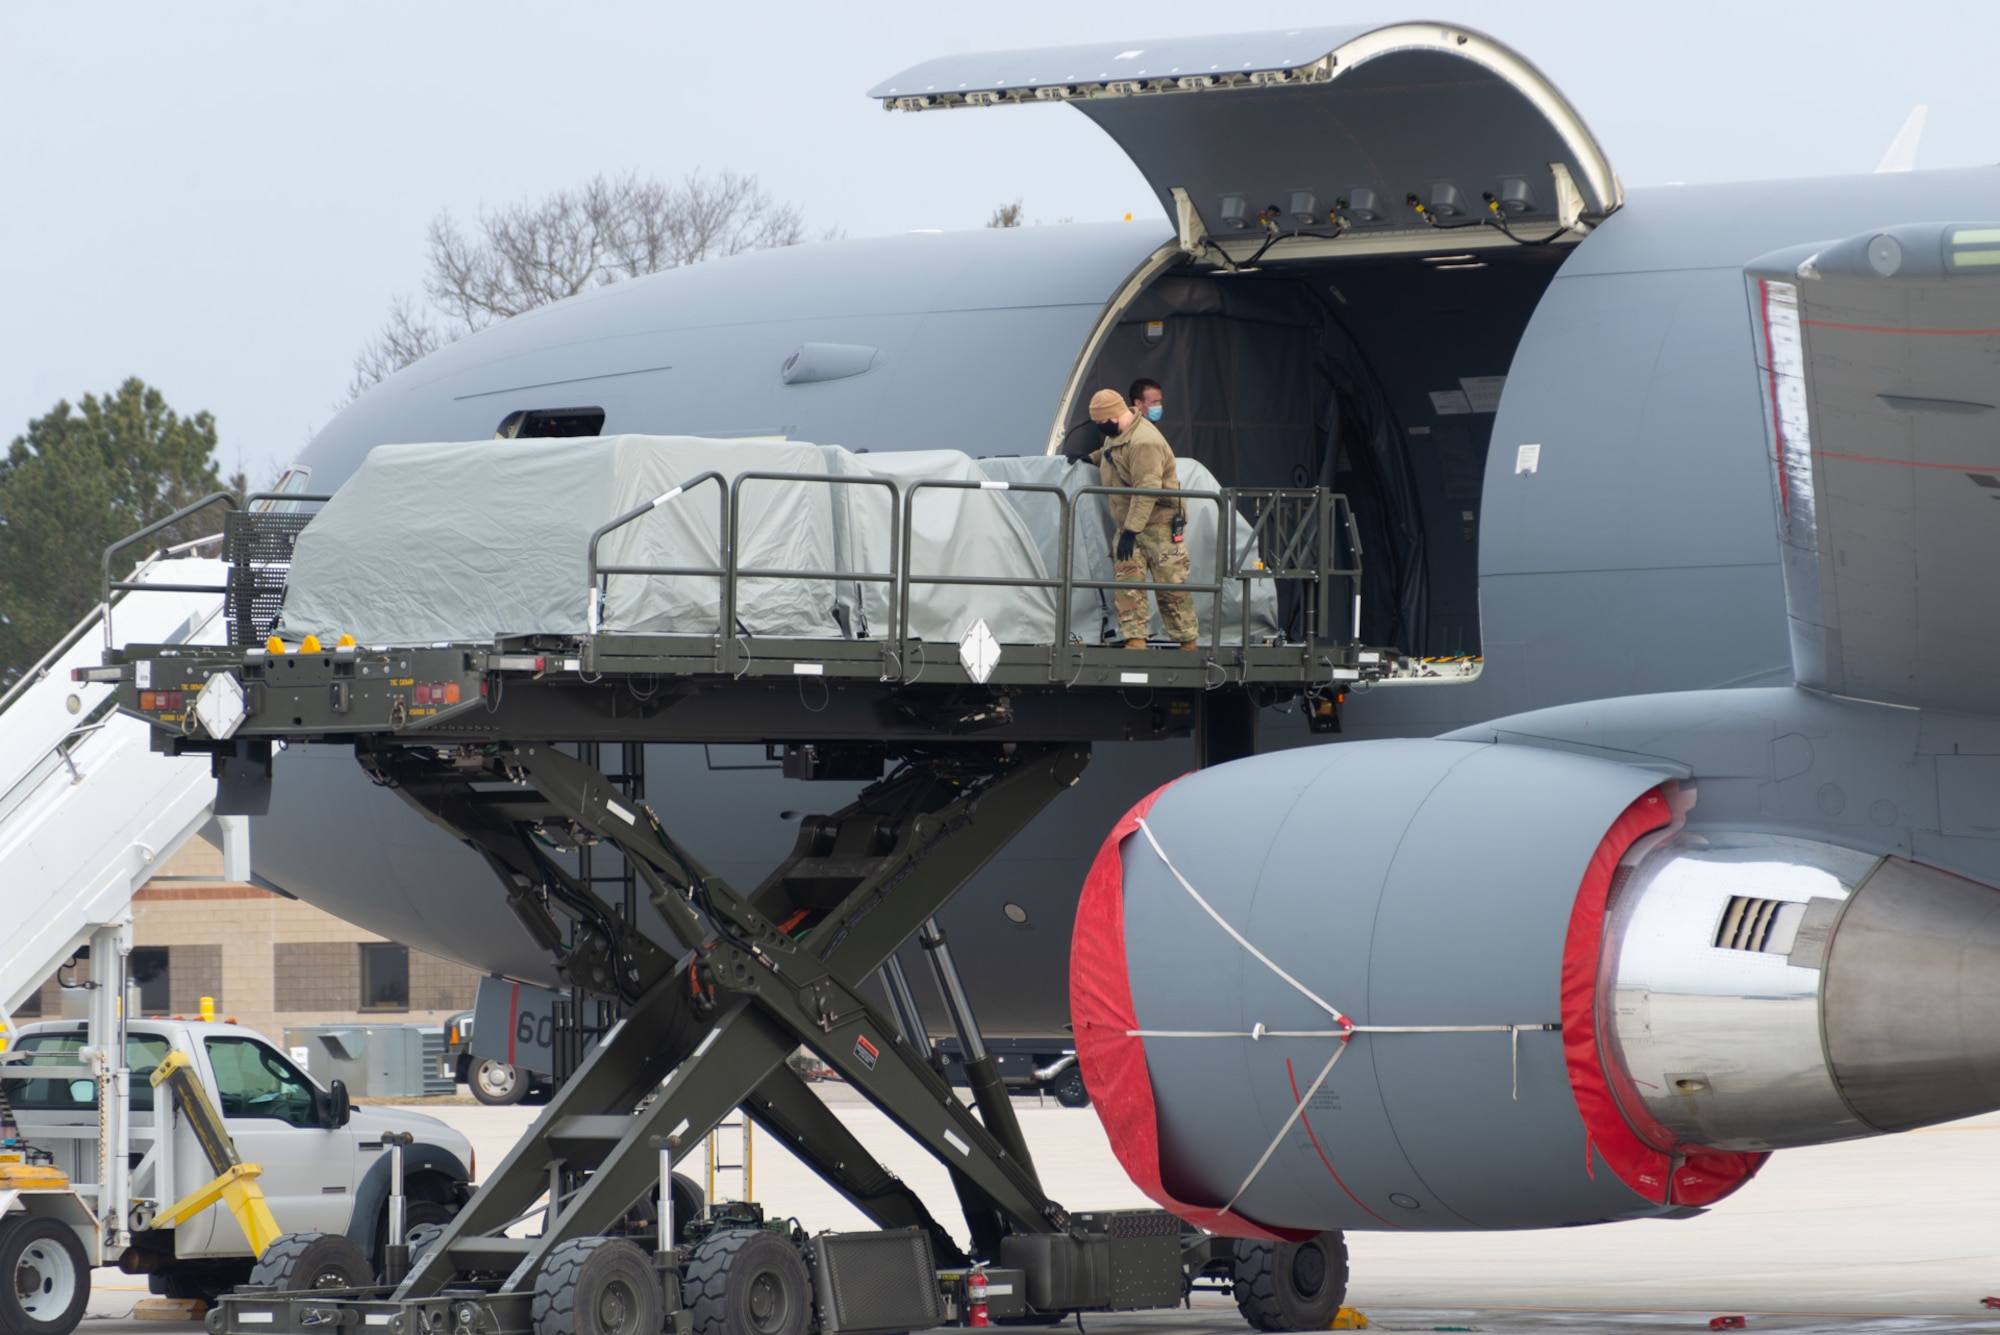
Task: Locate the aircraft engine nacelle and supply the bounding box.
[1072,739,2000,1236]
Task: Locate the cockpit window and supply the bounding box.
[494,407,606,439]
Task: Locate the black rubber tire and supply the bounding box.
[370,1176,460,1276]
[625,1171,707,1246]
[684,1227,812,1335]
[1232,1230,1348,1331]
[0,1215,91,1335]
[531,1237,661,1335]
[470,1059,529,1106]
[248,1231,376,1292]
[1051,1067,1091,1109]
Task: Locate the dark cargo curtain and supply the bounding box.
[1085,272,1426,649]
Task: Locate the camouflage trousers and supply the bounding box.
[1113,526,1198,644]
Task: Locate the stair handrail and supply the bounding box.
[0,599,111,716]
[100,492,241,649]
[0,533,237,717]
[98,490,333,652]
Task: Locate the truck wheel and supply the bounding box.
[470,1059,529,1106]
[532,1237,660,1335]
[1232,1231,1348,1331]
[684,1227,810,1335]
[1052,1067,1091,1108]
[249,1232,375,1291]
[0,1215,90,1335]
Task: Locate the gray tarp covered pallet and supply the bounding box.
[279,435,1278,648]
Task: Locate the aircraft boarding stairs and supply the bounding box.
[0,556,235,1023]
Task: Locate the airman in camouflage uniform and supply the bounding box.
[1082,389,1198,650]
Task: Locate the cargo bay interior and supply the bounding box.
[1066,243,1569,659]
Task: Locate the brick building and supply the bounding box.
[15,828,482,1038]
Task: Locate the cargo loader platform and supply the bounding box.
[80,461,1374,1335]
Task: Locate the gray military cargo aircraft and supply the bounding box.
[246,22,2000,1235]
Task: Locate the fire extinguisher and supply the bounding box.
[967,1263,990,1328]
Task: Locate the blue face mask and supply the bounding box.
[1145,405,1163,422]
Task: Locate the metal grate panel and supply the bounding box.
[225,511,316,647]
[419,1028,454,1096]
[812,1229,943,1335]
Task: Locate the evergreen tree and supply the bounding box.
[0,378,244,687]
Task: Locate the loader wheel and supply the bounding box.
[532,1237,660,1335]
[470,1059,529,1106]
[1052,1067,1091,1109]
[1232,1230,1348,1331]
[249,1231,375,1291]
[0,1215,90,1335]
[685,1227,811,1335]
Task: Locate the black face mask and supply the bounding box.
[1097,419,1122,439]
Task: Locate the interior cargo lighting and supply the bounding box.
[1428,182,1468,217]
[1289,190,1317,224]
[138,691,185,712]
[1219,194,1249,229]
[1494,176,1539,214]
[1342,188,1383,222]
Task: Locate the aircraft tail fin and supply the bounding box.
[1874,105,1927,173]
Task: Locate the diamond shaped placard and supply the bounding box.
[193,672,247,741]
[958,618,1001,685]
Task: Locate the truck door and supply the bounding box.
[196,1034,351,1249]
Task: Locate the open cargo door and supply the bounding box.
[870,24,1620,259]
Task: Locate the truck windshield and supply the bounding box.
[2,1033,173,1111]
[204,1036,318,1128]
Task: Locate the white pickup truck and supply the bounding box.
[3,1017,474,1328]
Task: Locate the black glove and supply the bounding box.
[1065,449,1085,467]
[1115,530,1137,561]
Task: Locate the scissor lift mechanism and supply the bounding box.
[84,479,1380,1335]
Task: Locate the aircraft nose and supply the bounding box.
[1824,858,2000,1132]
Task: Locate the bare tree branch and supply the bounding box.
[347,295,448,401]
[349,170,824,398]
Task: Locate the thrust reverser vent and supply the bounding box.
[1714,896,1806,953]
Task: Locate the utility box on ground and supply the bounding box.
[285,1024,451,1097]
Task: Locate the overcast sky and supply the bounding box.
[4,2,1993,485]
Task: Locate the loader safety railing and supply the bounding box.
[97,490,332,651]
[584,468,1361,683]
[587,471,905,674]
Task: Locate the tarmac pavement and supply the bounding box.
[77,1085,2000,1334]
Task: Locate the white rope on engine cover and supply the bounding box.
[1128,817,1555,1214]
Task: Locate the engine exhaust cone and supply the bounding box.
[1824,858,2000,1133]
